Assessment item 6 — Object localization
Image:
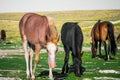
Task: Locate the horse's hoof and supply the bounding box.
[74,71,81,77]
[49,77,54,80]
[61,72,64,74]
[31,75,35,80]
[27,78,30,80]
[96,54,103,59]
[75,73,81,77]
[49,74,54,80]
[92,56,95,58]
[32,78,35,80]
[104,57,109,61]
[27,75,30,80]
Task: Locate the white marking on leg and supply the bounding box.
[23,41,30,79]
[30,49,34,78]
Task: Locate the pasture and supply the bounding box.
[0,50,120,80]
[0,10,120,80]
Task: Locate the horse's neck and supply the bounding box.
[49,26,57,39]
[47,16,57,39]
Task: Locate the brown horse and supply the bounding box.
[19,13,59,80]
[91,20,117,60]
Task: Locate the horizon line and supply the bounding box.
[0,9,120,13]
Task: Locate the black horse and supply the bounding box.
[61,22,85,77]
[0,30,6,42]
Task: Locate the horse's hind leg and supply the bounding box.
[107,44,111,60]
[20,25,30,79]
[92,41,98,58]
[23,40,30,79]
[32,44,41,80]
[98,41,102,58]
[29,48,34,78]
[103,41,109,60]
[61,46,69,74]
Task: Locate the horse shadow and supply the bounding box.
[37,70,67,80]
[37,65,85,80]
[96,54,115,60]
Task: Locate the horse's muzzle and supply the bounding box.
[49,62,56,68]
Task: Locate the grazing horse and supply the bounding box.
[19,13,59,80]
[91,20,117,60]
[0,30,6,42]
[61,22,84,77]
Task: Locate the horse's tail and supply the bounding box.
[107,23,117,55]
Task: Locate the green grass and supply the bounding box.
[0,50,120,80]
[0,42,22,50]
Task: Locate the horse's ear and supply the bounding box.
[52,34,60,44]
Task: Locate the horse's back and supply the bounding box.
[19,13,38,42]
[91,21,114,42]
[61,22,83,47]
[61,22,75,46]
[25,14,48,45]
[91,21,100,41]
[19,13,49,45]
[19,13,36,28]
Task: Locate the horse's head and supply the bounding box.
[46,35,59,68]
[91,42,97,58]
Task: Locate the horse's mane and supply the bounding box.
[47,16,58,40]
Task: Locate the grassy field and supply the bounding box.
[0,10,120,80]
[0,50,120,80]
[0,10,120,45]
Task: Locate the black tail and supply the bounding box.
[97,20,101,29]
[107,23,117,55]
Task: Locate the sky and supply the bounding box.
[0,0,120,13]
